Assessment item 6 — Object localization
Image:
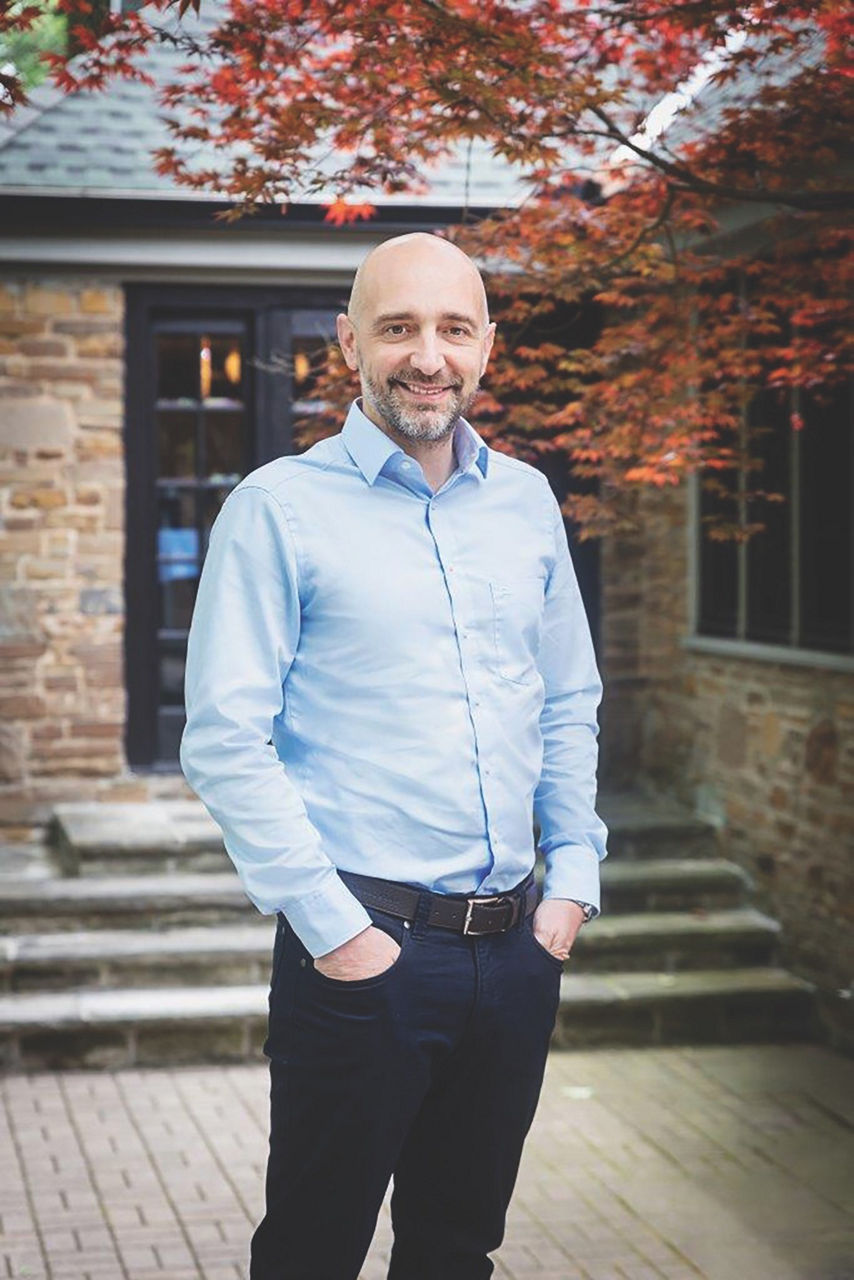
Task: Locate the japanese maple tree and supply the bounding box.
[5,0,852,536]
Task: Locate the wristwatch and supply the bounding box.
[570,899,596,923]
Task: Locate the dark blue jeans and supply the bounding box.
[249,873,563,1280]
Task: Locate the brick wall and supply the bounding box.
[0,277,190,838]
[600,482,854,1020]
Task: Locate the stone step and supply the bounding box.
[1,908,781,994]
[573,907,781,971]
[0,858,750,936]
[552,967,819,1050]
[0,984,268,1070]
[0,967,818,1069]
[594,794,720,861]
[601,857,752,911]
[0,872,254,933]
[49,794,720,879]
[0,842,53,884]
[51,801,228,876]
[1,923,276,993]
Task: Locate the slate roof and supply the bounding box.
[2,8,810,210]
[0,4,532,207]
[656,28,824,157]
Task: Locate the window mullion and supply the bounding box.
[736,272,748,641]
[736,454,747,641]
[790,387,802,648]
[850,376,854,654]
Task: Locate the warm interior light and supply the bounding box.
[224,344,241,386]
[200,335,212,399]
[294,351,311,384]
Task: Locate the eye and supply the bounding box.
[446,326,472,338]
[384,324,409,336]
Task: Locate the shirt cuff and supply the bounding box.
[283,874,373,959]
[541,843,602,919]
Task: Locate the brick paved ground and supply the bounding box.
[2,1044,852,1280]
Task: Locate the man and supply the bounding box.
[180,232,608,1280]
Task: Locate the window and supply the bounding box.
[697,379,853,655]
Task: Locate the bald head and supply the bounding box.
[336,231,496,447]
[347,233,490,329]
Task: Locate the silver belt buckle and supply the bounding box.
[462,893,507,936]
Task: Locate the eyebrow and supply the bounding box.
[372,311,480,330]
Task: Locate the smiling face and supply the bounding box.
[336,234,495,445]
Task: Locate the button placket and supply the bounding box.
[427,505,500,869]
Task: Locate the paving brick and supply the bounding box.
[2,1046,853,1278]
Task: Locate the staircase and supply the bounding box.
[550,794,817,1049]
[0,796,818,1069]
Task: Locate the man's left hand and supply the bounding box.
[532,898,587,962]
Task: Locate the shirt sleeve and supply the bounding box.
[179,484,372,957]
[533,491,609,917]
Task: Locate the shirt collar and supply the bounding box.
[341,400,489,486]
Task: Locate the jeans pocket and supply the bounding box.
[269,915,289,999]
[524,916,565,972]
[309,908,410,990]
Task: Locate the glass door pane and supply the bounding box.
[153,321,249,760]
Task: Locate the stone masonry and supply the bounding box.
[0,277,189,841]
[1,272,850,1051]
[599,482,854,1043]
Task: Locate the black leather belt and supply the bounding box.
[339,869,538,936]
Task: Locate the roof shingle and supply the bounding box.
[0,4,531,207]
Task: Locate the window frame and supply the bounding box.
[686,376,854,672]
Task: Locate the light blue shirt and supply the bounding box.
[181,401,608,957]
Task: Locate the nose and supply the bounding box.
[408,330,445,378]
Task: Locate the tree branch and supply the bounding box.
[587,104,853,212]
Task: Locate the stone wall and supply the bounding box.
[2,274,851,1028]
[600,482,854,1029]
[0,277,188,839]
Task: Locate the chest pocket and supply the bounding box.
[489,575,546,684]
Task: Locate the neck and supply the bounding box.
[360,400,458,493]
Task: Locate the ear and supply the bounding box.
[336,313,360,371]
[480,321,496,377]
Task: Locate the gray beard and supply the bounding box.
[362,369,478,443]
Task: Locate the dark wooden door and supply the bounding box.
[124,285,343,768]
